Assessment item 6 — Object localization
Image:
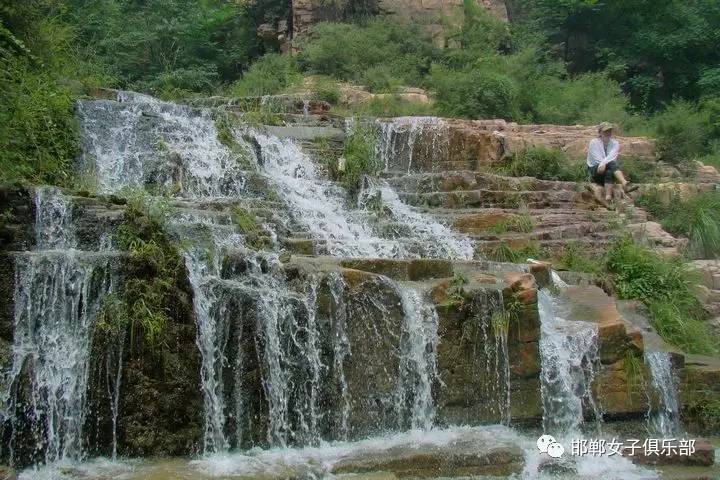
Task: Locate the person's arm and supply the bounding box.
[587,139,604,166]
[599,140,620,167]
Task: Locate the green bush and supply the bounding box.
[486,241,541,263]
[342,95,438,118]
[297,20,439,86]
[342,127,379,197]
[0,55,79,185]
[526,73,629,125]
[230,53,301,97]
[653,101,711,164]
[637,189,720,258]
[107,193,184,347]
[311,77,341,104]
[605,239,714,354]
[431,65,520,120]
[498,147,585,181]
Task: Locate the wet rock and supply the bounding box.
[625,438,715,467]
[0,466,17,480]
[331,430,524,477]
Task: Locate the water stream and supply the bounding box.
[645,351,682,437]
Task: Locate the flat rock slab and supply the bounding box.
[331,427,524,478]
[625,438,715,467]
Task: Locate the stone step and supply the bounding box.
[399,189,590,210]
[468,221,614,242]
[386,170,581,195]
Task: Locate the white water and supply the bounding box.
[78,91,248,197]
[359,179,474,259]
[538,289,601,438]
[3,188,116,465]
[645,351,682,437]
[395,284,440,430]
[247,130,406,257]
[377,117,449,172]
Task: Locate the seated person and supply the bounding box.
[586,122,638,208]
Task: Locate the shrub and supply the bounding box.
[361,65,403,93]
[298,20,439,86]
[653,101,711,164]
[342,126,379,197]
[430,65,521,120]
[604,239,714,354]
[342,95,438,118]
[486,241,541,263]
[0,55,79,185]
[230,53,301,97]
[106,193,185,347]
[498,147,585,181]
[636,189,720,258]
[526,73,629,126]
[311,77,341,104]
[489,213,535,234]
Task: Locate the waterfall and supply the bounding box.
[645,351,682,437]
[75,92,461,456]
[2,188,116,465]
[538,289,601,437]
[358,179,474,260]
[247,130,405,258]
[78,92,248,198]
[394,283,440,431]
[34,186,76,250]
[377,117,449,172]
[472,291,511,425]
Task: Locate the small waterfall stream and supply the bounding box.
[538,289,601,437]
[377,117,449,172]
[2,187,117,465]
[645,351,682,437]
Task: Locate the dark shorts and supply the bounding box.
[588,160,619,186]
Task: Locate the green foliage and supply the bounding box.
[342,126,378,197]
[636,189,720,258]
[232,206,259,234]
[553,242,605,276]
[523,0,720,111]
[298,20,440,87]
[489,213,535,234]
[497,147,585,182]
[65,0,285,94]
[107,193,184,347]
[311,77,341,104]
[431,65,520,120]
[653,101,712,164]
[525,73,629,126]
[619,157,665,184]
[440,274,469,307]
[487,241,541,263]
[340,95,438,118]
[0,3,109,185]
[230,53,301,97]
[624,350,645,394]
[605,239,714,354]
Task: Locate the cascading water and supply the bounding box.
[358,179,474,260]
[247,130,404,258]
[377,117,449,173]
[538,289,601,437]
[78,93,452,454]
[394,283,440,431]
[2,188,116,465]
[78,91,249,198]
[645,351,682,437]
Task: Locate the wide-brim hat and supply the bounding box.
[598,121,614,132]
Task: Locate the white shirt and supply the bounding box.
[587,137,620,167]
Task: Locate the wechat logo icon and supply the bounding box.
[537,434,565,458]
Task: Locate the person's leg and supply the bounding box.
[587,165,610,208]
[603,162,617,202]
